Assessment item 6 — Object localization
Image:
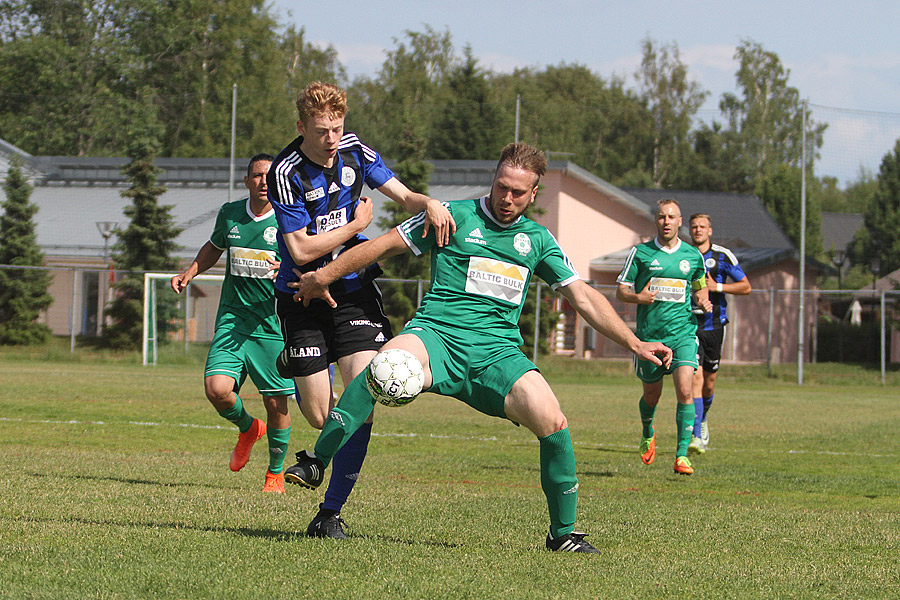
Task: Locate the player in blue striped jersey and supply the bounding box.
[267,81,455,538]
[687,213,751,453]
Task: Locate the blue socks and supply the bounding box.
[323,421,372,513]
[692,396,704,436]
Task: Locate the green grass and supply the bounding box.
[1,349,898,599]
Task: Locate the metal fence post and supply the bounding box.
[766,286,775,376]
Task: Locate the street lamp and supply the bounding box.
[96,221,118,336]
[831,248,846,290]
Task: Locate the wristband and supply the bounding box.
[715,282,723,293]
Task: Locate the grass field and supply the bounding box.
[1,345,898,599]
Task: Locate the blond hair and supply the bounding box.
[296,81,347,123]
[689,213,711,226]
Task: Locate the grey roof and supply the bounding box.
[821,212,864,253]
[614,188,798,272]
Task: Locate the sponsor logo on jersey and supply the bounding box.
[513,233,532,256]
[468,228,484,238]
[328,181,340,194]
[349,319,380,327]
[679,259,690,274]
[374,332,386,343]
[705,257,717,269]
[230,247,277,278]
[263,226,277,245]
[305,187,325,202]
[316,208,348,233]
[227,225,241,240]
[289,346,321,358]
[465,257,528,305]
[465,227,487,246]
[648,277,687,303]
[341,166,356,186]
[651,259,660,266]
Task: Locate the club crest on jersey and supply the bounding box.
[263,226,277,245]
[513,233,532,256]
[316,208,348,233]
[705,257,717,269]
[305,187,325,202]
[341,166,356,186]
[679,259,690,274]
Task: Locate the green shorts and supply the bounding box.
[401,319,537,419]
[205,327,294,396]
[633,335,699,384]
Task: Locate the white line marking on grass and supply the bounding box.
[5,417,896,459]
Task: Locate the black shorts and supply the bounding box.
[275,285,393,377]
[696,327,725,373]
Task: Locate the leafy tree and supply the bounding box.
[377,127,433,333]
[843,168,878,214]
[851,138,900,278]
[634,38,708,188]
[430,47,505,160]
[755,163,823,258]
[103,120,181,349]
[0,161,52,344]
[718,39,826,191]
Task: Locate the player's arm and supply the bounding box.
[171,241,224,294]
[616,281,657,304]
[280,197,374,265]
[293,228,410,308]
[561,280,672,368]
[691,274,713,313]
[378,177,456,247]
[721,276,751,295]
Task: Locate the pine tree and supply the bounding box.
[853,138,900,278]
[103,122,182,350]
[0,162,53,344]
[378,126,433,334]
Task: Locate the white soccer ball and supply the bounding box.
[365,348,425,407]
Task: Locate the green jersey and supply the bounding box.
[208,198,281,338]
[397,197,580,346]
[617,238,706,344]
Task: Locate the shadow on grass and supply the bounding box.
[28,471,232,489]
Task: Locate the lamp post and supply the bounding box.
[831,248,846,290]
[96,221,117,336]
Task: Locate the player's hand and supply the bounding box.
[352,197,374,232]
[637,281,658,304]
[265,257,280,281]
[289,267,337,308]
[170,272,190,294]
[699,297,713,313]
[637,341,672,368]
[422,198,456,247]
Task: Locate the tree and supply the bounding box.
[103,120,181,349]
[429,47,505,160]
[755,163,823,258]
[852,138,900,278]
[377,127,433,333]
[0,161,53,344]
[718,39,827,191]
[634,38,708,188]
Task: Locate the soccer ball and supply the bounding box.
[365,348,425,407]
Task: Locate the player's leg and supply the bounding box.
[204,329,266,472]
[308,350,377,538]
[691,331,709,445]
[672,365,696,473]
[638,370,664,465]
[504,370,598,553]
[700,327,723,446]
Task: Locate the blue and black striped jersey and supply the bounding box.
[694,243,747,330]
[267,133,395,297]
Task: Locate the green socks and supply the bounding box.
[639,396,656,438]
[217,394,254,433]
[675,402,695,457]
[314,371,377,467]
[267,426,291,474]
[539,427,578,539]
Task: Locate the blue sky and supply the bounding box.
[271,0,900,186]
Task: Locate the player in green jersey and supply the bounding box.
[616,198,712,475]
[284,143,672,553]
[172,154,294,493]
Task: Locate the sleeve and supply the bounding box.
[690,250,707,291]
[359,142,395,190]
[209,205,227,250]
[268,158,312,234]
[395,203,445,256]
[534,231,581,290]
[724,252,747,282]
[616,246,639,287]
